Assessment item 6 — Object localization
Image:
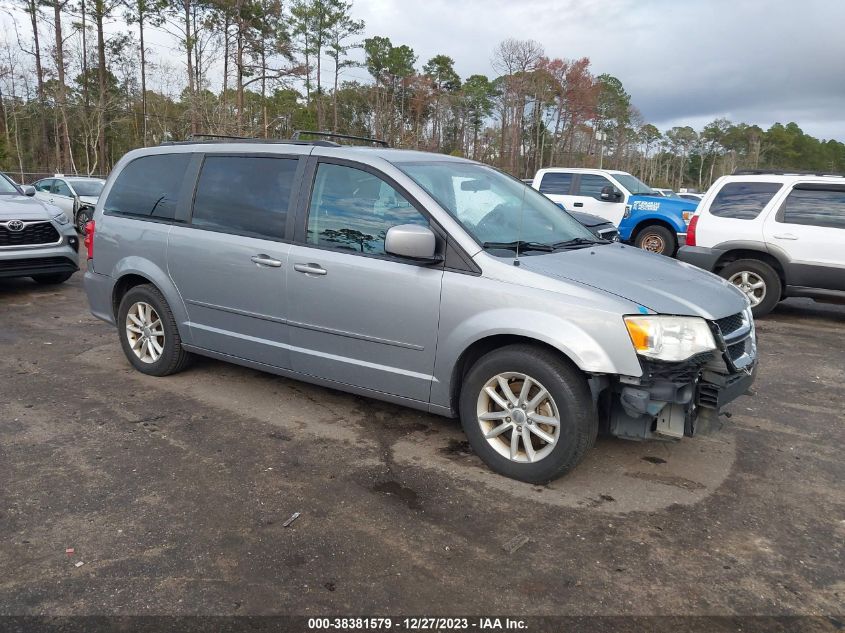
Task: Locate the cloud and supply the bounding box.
[354,0,845,140]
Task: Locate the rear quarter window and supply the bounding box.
[191,155,298,240]
[708,182,782,220]
[104,154,192,221]
[779,185,845,230]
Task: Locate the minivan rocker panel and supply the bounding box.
[84,142,756,483]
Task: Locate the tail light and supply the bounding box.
[84,220,95,259]
[686,215,698,247]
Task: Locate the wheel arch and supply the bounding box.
[110,263,190,340]
[712,248,787,296]
[447,335,590,418]
[111,273,156,319]
[631,218,680,241]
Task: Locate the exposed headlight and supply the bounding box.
[51,211,69,225]
[624,315,716,362]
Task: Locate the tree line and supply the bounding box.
[1,0,844,188]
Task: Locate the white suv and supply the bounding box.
[678,171,845,317]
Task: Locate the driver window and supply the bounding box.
[53,181,73,197]
[35,179,53,193]
[306,163,427,255]
[578,175,614,200]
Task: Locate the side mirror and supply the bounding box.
[599,185,622,202]
[385,224,438,260]
[21,185,36,197]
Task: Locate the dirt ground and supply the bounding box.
[1,264,844,622]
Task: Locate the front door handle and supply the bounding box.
[573,202,584,208]
[294,263,327,276]
[251,254,283,267]
[772,233,798,240]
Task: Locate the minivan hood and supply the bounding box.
[0,195,53,220]
[514,244,747,319]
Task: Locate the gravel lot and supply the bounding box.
[1,263,844,622]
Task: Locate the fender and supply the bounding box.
[110,256,193,344]
[618,195,694,241]
[430,306,643,410]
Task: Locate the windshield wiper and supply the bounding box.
[482,240,554,252]
[552,237,608,250]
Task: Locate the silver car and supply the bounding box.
[0,174,80,284]
[83,139,757,482]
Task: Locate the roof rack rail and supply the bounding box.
[732,168,844,177]
[292,130,390,147]
[159,133,341,147]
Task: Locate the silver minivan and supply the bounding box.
[83,138,757,483]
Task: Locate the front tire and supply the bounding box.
[117,284,192,376]
[75,207,93,234]
[718,259,781,318]
[635,224,676,256]
[459,345,597,484]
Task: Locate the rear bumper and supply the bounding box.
[677,245,723,272]
[84,270,117,325]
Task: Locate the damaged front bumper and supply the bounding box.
[606,310,757,441]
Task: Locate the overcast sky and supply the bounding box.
[350,0,845,141]
[3,0,843,140]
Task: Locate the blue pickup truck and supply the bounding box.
[530,168,698,256]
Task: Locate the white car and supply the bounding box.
[652,187,682,199]
[32,175,106,233]
[678,171,845,317]
[678,192,704,202]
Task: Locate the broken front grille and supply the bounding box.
[712,310,756,371]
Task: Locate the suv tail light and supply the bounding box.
[84,220,95,260]
[686,215,699,247]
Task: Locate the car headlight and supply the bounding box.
[624,315,716,362]
[51,211,69,225]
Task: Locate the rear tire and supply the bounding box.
[32,272,73,285]
[634,224,676,256]
[718,259,781,318]
[459,345,597,484]
[117,284,192,376]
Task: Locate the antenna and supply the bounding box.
[514,184,528,267]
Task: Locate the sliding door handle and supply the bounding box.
[251,254,283,267]
[293,263,327,276]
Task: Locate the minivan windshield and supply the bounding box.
[398,161,599,252]
[614,173,656,196]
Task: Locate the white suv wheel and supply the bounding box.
[728,271,766,306]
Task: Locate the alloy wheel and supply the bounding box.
[476,372,561,464]
[125,301,165,364]
[76,209,92,234]
[728,271,766,306]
